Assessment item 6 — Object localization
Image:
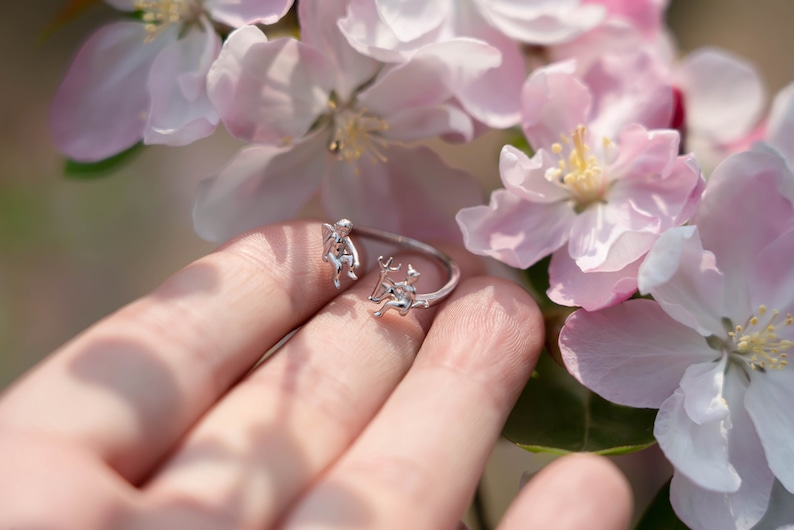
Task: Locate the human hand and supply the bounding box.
[0,221,632,529]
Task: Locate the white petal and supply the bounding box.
[322,145,482,243]
[207,26,333,145]
[374,0,448,42]
[144,20,219,146]
[477,0,605,45]
[745,369,794,493]
[638,226,727,337]
[299,0,380,102]
[205,0,294,26]
[675,47,766,143]
[655,358,741,493]
[193,133,328,242]
[670,368,774,530]
[560,299,716,409]
[766,81,794,169]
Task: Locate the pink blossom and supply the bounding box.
[560,148,794,529]
[50,0,292,162]
[457,55,703,310]
[193,0,490,242]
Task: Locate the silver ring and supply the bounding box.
[322,219,461,317]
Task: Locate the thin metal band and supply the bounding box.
[352,224,461,308]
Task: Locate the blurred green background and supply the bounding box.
[1,0,792,525]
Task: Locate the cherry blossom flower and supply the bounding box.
[193,0,492,243]
[51,0,292,162]
[456,55,703,310]
[560,147,794,529]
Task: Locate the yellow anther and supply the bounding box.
[552,143,562,154]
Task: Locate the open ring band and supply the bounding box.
[321,219,461,317]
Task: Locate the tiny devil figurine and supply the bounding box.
[369,257,429,317]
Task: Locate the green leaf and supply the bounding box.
[634,478,690,529]
[63,143,143,179]
[503,352,658,455]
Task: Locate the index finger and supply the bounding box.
[0,221,350,483]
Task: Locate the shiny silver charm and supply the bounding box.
[321,219,461,317]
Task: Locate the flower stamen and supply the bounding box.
[545,125,607,209]
[135,0,195,43]
[328,102,389,165]
[729,305,792,371]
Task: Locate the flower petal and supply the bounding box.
[457,189,574,269]
[381,104,474,143]
[500,146,570,203]
[560,299,716,408]
[766,81,794,168]
[696,150,794,317]
[50,21,167,161]
[373,0,448,42]
[750,480,794,530]
[655,357,741,493]
[338,0,439,62]
[144,20,220,146]
[745,368,794,493]
[748,228,794,318]
[322,145,482,243]
[521,60,592,150]
[477,0,605,45]
[207,26,333,145]
[670,368,774,530]
[675,47,766,143]
[547,249,641,310]
[205,0,294,26]
[638,226,727,337]
[192,133,328,242]
[358,38,501,119]
[583,50,673,139]
[299,0,381,102]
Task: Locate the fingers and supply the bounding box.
[0,221,349,482]
[280,277,545,530]
[497,453,633,530]
[134,250,453,529]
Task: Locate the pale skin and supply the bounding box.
[0,221,632,530]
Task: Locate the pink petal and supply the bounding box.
[144,20,220,146]
[584,50,673,139]
[547,249,641,310]
[322,145,482,243]
[207,26,333,145]
[499,146,570,203]
[766,81,794,167]
[670,369,773,530]
[638,226,727,337]
[560,299,716,408]
[748,229,794,318]
[338,0,440,63]
[549,19,645,74]
[357,38,501,119]
[381,104,474,143]
[50,21,168,162]
[655,358,740,493]
[583,0,668,39]
[521,61,592,150]
[695,150,794,316]
[608,125,679,183]
[205,0,294,26]
[374,0,448,42]
[457,190,575,269]
[192,133,329,242]
[299,0,380,102]
[452,10,523,128]
[745,369,794,493]
[675,47,766,143]
[476,0,605,45]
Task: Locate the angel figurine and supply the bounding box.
[322,219,360,289]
